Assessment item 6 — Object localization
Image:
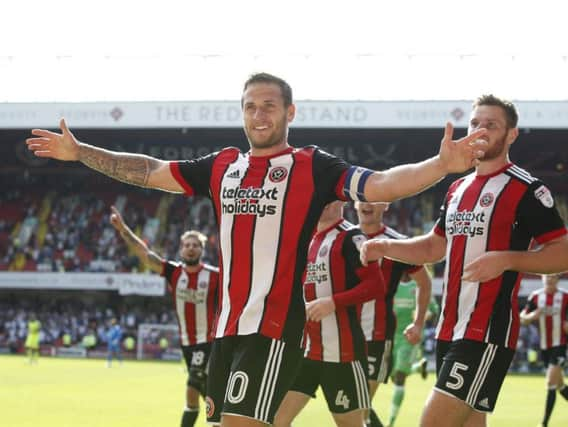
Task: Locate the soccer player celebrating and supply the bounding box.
[354,202,432,427]
[27,72,486,427]
[106,317,123,367]
[361,95,568,427]
[24,313,41,365]
[110,207,218,427]
[274,201,385,427]
[521,273,568,427]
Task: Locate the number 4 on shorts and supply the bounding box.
[335,390,350,409]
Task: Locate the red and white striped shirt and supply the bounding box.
[303,220,383,362]
[359,226,422,341]
[170,146,350,344]
[525,288,568,349]
[162,261,219,346]
[434,163,567,349]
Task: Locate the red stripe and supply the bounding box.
[260,149,314,338]
[562,294,568,346]
[546,293,553,348]
[224,158,266,336]
[372,259,393,340]
[206,270,219,342]
[330,232,354,362]
[534,227,568,245]
[185,271,197,345]
[169,267,185,343]
[465,179,525,344]
[169,162,195,196]
[439,178,484,341]
[304,227,324,360]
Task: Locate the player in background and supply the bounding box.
[110,206,218,427]
[388,272,439,427]
[354,202,432,427]
[106,317,123,367]
[24,313,41,365]
[27,72,487,427]
[274,201,385,427]
[521,273,568,427]
[361,95,568,427]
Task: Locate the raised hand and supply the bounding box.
[26,118,80,161]
[109,206,126,232]
[439,122,488,173]
[403,323,422,345]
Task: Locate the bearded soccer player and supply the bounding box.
[110,207,218,427]
[355,201,432,427]
[361,95,568,427]
[274,201,385,427]
[521,273,568,427]
[27,72,486,427]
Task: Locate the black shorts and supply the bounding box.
[290,357,370,414]
[435,339,514,413]
[181,342,212,396]
[205,334,303,425]
[366,339,393,383]
[542,345,567,367]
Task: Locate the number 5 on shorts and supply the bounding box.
[446,362,468,390]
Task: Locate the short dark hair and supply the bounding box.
[242,72,293,108]
[473,94,519,128]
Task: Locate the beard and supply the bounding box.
[184,257,200,266]
[481,134,508,161]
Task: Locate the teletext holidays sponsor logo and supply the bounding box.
[306,262,328,283]
[222,186,278,217]
[447,211,486,237]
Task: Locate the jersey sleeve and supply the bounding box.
[161,260,181,291]
[333,230,385,308]
[516,181,567,244]
[169,151,218,197]
[311,147,352,203]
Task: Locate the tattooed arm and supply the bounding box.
[109,206,164,273]
[26,118,183,193]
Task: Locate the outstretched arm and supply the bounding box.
[362,123,487,202]
[109,206,164,273]
[360,230,447,267]
[26,119,183,193]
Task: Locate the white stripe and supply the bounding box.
[552,292,562,347]
[377,339,392,382]
[360,300,376,340]
[348,169,363,200]
[354,360,371,408]
[508,165,535,183]
[351,362,363,408]
[466,344,496,406]
[254,339,284,421]
[263,340,285,421]
[318,229,342,362]
[238,154,292,335]
[538,292,547,349]
[215,155,246,337]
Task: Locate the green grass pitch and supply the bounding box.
[1,355,566,426]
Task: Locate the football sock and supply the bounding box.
[181,407,199,427]
[542,388,556,426]
[388,385,405,426]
